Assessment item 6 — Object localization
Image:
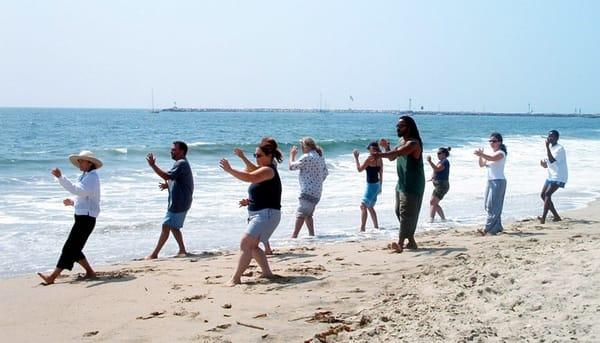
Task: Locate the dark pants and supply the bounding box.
[57,215,96,270]
[395,190,424,240]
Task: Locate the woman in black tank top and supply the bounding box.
[220,137,283,286]
[353,141,383,232]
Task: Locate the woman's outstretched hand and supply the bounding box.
[233,148,245,158]
[51,168,62,178]
[219,158,233,173]
[238,198,250,207]
[63,198,74,206]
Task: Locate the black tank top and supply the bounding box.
[248,165,282,211]
[366,165,380,184]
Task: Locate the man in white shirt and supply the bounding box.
[539,130,568,224]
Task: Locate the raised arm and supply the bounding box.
[352,150,369,172]
[220,159,274,184]
[427,156,446,172]
[234,148,259,172]
[56,171,98,196]
[146,153,171,180]
[376,139,419,161]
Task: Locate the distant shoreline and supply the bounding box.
[1,106,598,118]
[157,107,600,118]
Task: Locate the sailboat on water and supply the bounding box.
[150,88,160,113]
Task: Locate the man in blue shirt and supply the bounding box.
[146,141,194,259]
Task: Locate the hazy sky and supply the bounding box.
[1,1,598,112]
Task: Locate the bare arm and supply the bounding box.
[353,150,368,172]
[234,148,259,172]
[426,156,445,172]
[376,140,419,161]
[146,153,171,180]
[220,159,275,183]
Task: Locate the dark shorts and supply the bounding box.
[545,179,565,188]
[432,180,450,200]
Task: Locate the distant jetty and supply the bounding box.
[156,107,599,118]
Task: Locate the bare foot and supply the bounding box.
[175,252,189,258]
[264,250,274,256]
[37,272,55,285]
[476,229,487,236]
[389,242,403,253]
[537,216,546,224]
[552,216,562,222]
[224,278,241,287]
[144,254,158,260]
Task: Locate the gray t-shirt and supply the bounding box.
[167,159,194,213]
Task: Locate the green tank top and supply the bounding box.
[396,144,425,195]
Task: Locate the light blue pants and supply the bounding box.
[484,179,507,234]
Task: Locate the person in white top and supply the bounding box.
[37,151,102,285]
[289,137,328,238]
[539,130,568,224]
[474,132,507,236]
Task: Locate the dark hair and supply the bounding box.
[300,137,323,156]
[549,130,560,140]
[173,141,188,156]
[490,132,507,155]
[438,146,451,157]
[366,141,381,153]
[399,115,423,148]
[259,137,283,163]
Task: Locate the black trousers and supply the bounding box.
[57,215,96,270]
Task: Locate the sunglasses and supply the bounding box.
[488,139,499,143]
[253,153,265,158]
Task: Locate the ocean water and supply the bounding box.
[1,108,599,278]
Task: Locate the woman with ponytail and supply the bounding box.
[474,132,507,235]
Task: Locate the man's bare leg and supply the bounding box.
[305,216,315,236]
[170,228,188,257]
[146,225,170,259]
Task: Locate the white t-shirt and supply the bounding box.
[486,150,506,180]
[545,143,568,183]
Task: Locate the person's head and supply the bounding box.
[300,137,323,156]
[397,116,422,146]
[366,141,381,154]
[547,130,560,145]
[171,141,188,160]
[437,147,451,160]
[489,132,507,154]
[256,137,283,166]
[69,150,103,172]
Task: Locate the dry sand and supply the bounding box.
[1,201,599,342]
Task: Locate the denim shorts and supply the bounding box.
[247,208,281,244]
[163,210,188,229]
[545,179,566,188]
[361,182,381,208]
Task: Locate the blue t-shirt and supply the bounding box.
[433,159,450,181]
[167,159,194,213]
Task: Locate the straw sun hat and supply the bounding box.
[68,150,103,169]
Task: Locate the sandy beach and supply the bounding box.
[1,201,599,342]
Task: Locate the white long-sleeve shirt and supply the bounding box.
[57,170,101,217]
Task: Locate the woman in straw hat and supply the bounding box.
[37,151,102,285]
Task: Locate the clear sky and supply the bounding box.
[1,0,598,113]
